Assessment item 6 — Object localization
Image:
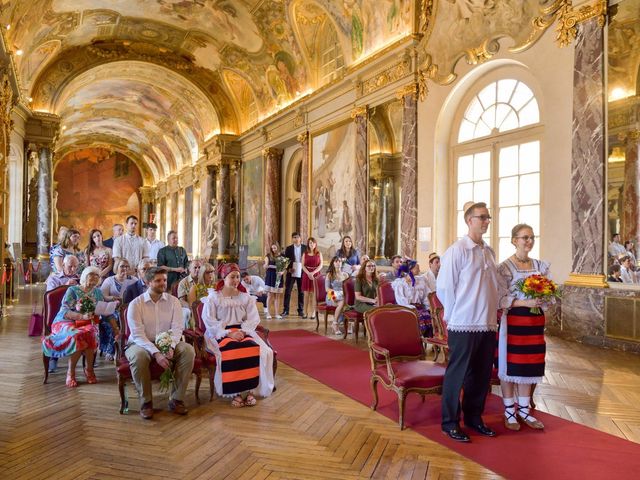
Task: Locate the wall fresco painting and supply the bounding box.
[242,157,263,257]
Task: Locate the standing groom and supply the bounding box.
[436,201,500,442]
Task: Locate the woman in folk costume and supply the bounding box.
[497,224,548,431]
[391,260,433,337]
[201,263,275,407]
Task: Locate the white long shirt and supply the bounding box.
[241,276,266,296]
[113,233,149,270]
[145,238,165,261]
[436,235,501,332]
[127,291,184,355]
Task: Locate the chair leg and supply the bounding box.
[195,370,202,404]
[370,377,379,411]
[398,388,407,430]
[315,311,319,331]
[354,320,360,342]
[324,311,329,333]
[343,318,349,339]
[208,366,215,402]
[118,375,128,414]
[43,354,49,384]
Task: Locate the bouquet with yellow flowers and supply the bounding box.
[515,274,561,314]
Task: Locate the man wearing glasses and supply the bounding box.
[123,259,153,304]
[436,201,501,443]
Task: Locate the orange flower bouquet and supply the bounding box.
[515,274,561,314]
[327,289,338,303]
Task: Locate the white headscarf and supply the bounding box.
[80,266,101,287]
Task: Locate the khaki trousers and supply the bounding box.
[125,341,195,404]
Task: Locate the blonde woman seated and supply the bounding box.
[325,256,348,335]
[201,263,275,407]
[101,258,136,301]
[391,260,433,337]
[188,262,216,304]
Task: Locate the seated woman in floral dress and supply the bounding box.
[42,267,115,387]
[201,263,275,407]
[86,228,113,283]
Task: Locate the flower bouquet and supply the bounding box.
[75,295,98,326]
[155,330,175,392]
[327,289,338,303]
[274,255,289,288]
[515,274,561,314]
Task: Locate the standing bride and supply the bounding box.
[497,223,548,431]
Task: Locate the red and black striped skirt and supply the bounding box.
[219,326,261,396]
[504,307,546,378]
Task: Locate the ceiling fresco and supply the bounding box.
[0,0,414,180]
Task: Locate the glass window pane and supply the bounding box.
[499,207,519,237]
[458,155,473,182]
[474,180,491,204]
[519,173,540,204]
[519,205,540,233]
[464,98,484,123]
[519,141,540,173]
[497,79,517,103]
[458,119,475,142]
[480,106,497,130]
[519,98,540,126]
[458,183,473,209]
[478,84,496,109]
[499,110,519,132]
[510,82,534,111]
[530,239,540,259]
[499,177,519,207]
[474,120,491,139]
[457,210,467,238]
[498,237,514,263]
[499,145,519,177]
[494,104,512,130]
[473,152,491,180]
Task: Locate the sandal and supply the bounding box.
[66,374,78,388]
[503,404,521,431]
[517,404,544,429]
[84,368,98,384]
[231,395,245,408]
[244,394,257,407]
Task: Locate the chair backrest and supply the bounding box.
[193,301,205,331]
[120,304,131,341]
[427,292,447,340]
[314,274,327,303]
[43,285,70,334]
[343,277,355,306]
[378,282,396,305]
[170,280,180,297]
[365,305,424,359]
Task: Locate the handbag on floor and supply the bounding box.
[28,304,43,337]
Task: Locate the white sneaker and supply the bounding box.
[275,315,283,319]
[265,314,272,319]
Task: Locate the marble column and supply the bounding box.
[297,132,310,240]
[36,146,53,260]
[184,185,193,254]
[400,86,418,258]
[351,107,369,253]
[139,186,156,225]
[216,162,230,258]
[622,132,640,247]
[561,18,607,344]
[263,148,283,253]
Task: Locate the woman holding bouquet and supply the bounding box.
[325,256,348,335]
[497,224,549,431]
[201,263,275,407]
[264,243,285,319]
[42,267,108,387]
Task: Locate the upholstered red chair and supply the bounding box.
[342,277,365,341]
[115,305,202,414]
[426,292,448,362]
[314,274,336,332]
[377,282,396,306]
[365,305,446,429]
[42,285,70,384]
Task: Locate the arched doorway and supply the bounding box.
[285,148,303,242]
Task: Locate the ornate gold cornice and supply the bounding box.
[358,58,411,98]
[555,0,607,48]
[419,0,435,35]
[565,273,608,288]
[395,83,418,104]
[350,106,368,120]
[296,131,309,144]
[262,147,283,161]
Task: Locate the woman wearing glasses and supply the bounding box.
[187,262,217,304]
[497,224,548,431]
[354,259,379,314]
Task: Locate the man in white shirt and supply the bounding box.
[436,201,500,443]
[423,252,440,292]
[113,215,149,273]
[282,232,307,316]
[144,223,164,263]
[608,233,626,260]
[125,267,195,419]
[240,272,268,315]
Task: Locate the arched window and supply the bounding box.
[318,21,344,85]
[453,79,542,261]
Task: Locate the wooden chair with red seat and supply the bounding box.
[115,305,202,414]
[426,292,449,363]
[377,282,396,306]
[365,305,446,430]
[314,274,336,332]
[42,285,71,383]
[342,277,365,341]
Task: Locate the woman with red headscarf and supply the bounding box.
[201,263,275,407]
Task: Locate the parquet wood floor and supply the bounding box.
[0,286,639,479]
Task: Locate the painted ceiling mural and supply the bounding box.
[0,0,414,180]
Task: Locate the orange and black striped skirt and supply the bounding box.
[219,325,261,396]
[504,307,546,378]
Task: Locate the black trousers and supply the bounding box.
[283,274,303,314]
[441,330,496,431]
[255,294,268,308]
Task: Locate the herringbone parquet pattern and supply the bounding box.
[0,286,639,479]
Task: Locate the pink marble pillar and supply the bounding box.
[351,107,369,253]
[622,135,640,248]
[297,132,309,240]
[216,162,230,257]
[400,87,418,258]
[263,147,283,253]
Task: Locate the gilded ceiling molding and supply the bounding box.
[555,0,608,48]
[357,58,411,98]
[350,106,368,120]
[139,186,157,204]
[296,131,309,144]
[419,0,436,37]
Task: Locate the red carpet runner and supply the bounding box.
[270,329,640,479]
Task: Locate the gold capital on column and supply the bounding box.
[139,186,156,204]
[555,0,607,48]
[262,147,283,161]
[296,131,309,144]
[395,83,418,102]
[350,106,368,120]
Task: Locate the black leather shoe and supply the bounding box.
[281,311,288,317]
[442,428,470,442]
[465,423,496,437]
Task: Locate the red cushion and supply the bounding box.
[375,361,445,389]
[367,308,423,357]
[344,310,363,319]
[425,336,448,347]
[317,303,336,313]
